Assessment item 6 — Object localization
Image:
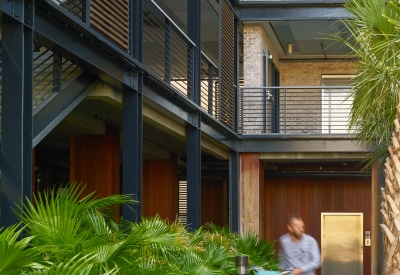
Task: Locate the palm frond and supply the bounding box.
[0,224,43,274]
[332,0,400,167]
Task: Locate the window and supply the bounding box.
[322,76,354,134]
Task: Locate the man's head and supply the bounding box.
[287,213,305,240]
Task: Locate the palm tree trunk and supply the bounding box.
[382,105,400,275]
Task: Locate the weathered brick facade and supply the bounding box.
[242,24,281,134]
[279,61,356,86]
[242,23,356,134]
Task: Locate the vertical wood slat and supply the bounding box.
[219,0,234,128]
[201,179,229,227]
[264,176,372,275]
[70,124,120,199]
[90,0,129,50]
[371,161,379,275]
[142,153,178,221]
[259,160,265,236]
[239,153,261,235]
[170,153,179,218]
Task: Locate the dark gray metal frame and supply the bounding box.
[186,0,202,230]
[122,0,143,222]
[238,5,351,21]
[1,0,35,227]
[0,0,367,231]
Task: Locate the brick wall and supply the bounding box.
[243,24,280,134]
[279,60,356,86]
[242,23,357,134]
[279,61,356,134]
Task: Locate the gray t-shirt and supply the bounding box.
[278,233,321,275]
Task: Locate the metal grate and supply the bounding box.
[219,0,235,128]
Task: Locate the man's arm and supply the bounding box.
[278,239,288,271]
[299,237,321,273]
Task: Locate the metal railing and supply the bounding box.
[43,0,223,123]
[43,0,225,124]
[33,46,82,109]
[143,0,195,98]
[50,0,129,50]
[239,86,354,135]
[200,52,219,119]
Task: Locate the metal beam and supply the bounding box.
[34,10,138,90]
[239,6,352,21]
[33,72,100,147]
[229,150,239,232]
[239,139,372,153]
[142,80,192,125]
[237,0,346,4]
[122,82,143,222]
[201,122,237,150]
[0,0,25,24]
[1,4,34,226]
[144,74,241,143]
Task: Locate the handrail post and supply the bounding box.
[284,88,287,134]
[329,88,332,134]
[208,62,213,115]
[83,0,90,24]
[263,88,267,133]
[236,255,248,275]
[240,88,244,134]
[165,20,171,84]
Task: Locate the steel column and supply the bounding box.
[1,2,34,226]
[186,0,202,230]
[188,0,201,105]
[122,0,143,222]
[186,114,201,230]
[229,150,239,232]
[122,82,143,222]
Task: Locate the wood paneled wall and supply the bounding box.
[264,176,372,275]
[240,153,264,235]
[201,179,228,227]
[70,124,120,198]
[142,153,178,221]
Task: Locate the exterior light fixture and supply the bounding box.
[288,43,293,54]
[236,255,248,275]
[268,54,273,60]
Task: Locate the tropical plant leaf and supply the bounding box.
[0,224,43,274]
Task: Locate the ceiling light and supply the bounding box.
[288,43,293,54]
